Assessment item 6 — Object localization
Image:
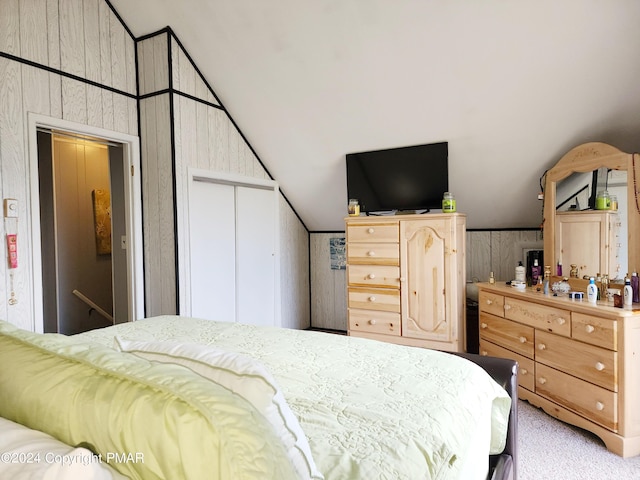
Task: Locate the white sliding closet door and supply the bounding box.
[236,186,276,325]
[188,173,279,326]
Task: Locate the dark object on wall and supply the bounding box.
[346,142,449,214]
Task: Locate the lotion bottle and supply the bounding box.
[531,259,541,286]
[515,261,526,283]
[587,277,598,303]
[632,272,639,303]
[624,278,633,306]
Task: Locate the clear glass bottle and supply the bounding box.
[442,192,456,213]
[348,199,360,216]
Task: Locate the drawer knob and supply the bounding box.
[520,368,528,375]
[368,296,376,302]
[556,317,566,325]
[595,362,605,371]
[368,273,376,279]
[538,343,547,351]
[367,228,375,234]
[481,322,488,329]
[481,350,487,356]
[399,277,405,282]
[538,377,547,385]
[585,325,595,333]
[596,401,605,411]
[367,251,376,256]
[368,319,377,325]
[519,336,527,344]
[486,299,493,305]
[504,304,511,310]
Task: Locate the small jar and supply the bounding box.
[595,190,611,210]
[610,195,618,211]
[348,199,360,216]
[442,192,456,213]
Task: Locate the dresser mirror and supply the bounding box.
[543,142,640,289]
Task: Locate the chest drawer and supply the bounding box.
[347,243,399,266]
[478,291,504,317]
[536,363,617,431]
[347,224,399,243]
[571,313,617,350]
[535,330,617,392]
[480,339,535,392]
[505,297,571,337]
[348,287,400,313]
[348,309,400,336]
[347,265,400,288]
[479,312,534,359]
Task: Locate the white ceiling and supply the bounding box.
[110,0,640,231]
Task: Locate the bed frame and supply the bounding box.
[452,352,518,480]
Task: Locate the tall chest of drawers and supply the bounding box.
[345,213,466,352]
[477,282,640,457]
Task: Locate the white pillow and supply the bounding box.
[114,337,323,480]
[0,417,127,480]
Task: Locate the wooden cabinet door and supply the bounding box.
[400,218,451,341]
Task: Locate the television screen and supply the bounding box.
[346,142,449,214]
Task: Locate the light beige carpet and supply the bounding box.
[518,400,640,479]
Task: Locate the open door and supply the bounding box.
[28,114,144,334]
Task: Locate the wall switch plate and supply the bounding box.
[3,198,18,218]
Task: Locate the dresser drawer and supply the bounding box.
[348,287,400,313]
[535,330,617,392]
[505,297,571,337]
[347,265,400,288]
[348,309,401,336]
[347,243,399,266]
[478,291,504,317]
[479,312,534,359]
[536,363,617,431]
[572,313,617,350]
[480,339,535,392]
[347,223,399,243]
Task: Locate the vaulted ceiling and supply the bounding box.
[110,0,640,231]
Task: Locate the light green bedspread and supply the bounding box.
[77,315,511,480]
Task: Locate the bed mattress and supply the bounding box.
[76,316,511,480]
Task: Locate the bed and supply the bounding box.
[0,316,517,480]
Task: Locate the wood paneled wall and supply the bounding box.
[138,29,310,327]
[0,0,136,331]
[309,229,542,331]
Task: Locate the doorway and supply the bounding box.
[28,114,144,334]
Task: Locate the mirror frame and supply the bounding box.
[543,142,640,281]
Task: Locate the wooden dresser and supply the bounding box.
[345,213,466,352]
[477,282,640,457]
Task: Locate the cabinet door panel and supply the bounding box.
[401,219,449,341]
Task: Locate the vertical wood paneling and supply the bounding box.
[0,57,32,331]
[310,233,347,330]
[228,127,241,174]
[83,0,101,83]
[46,0,62,118]
[0,1,139,330]
[61,77,87,124]
[0,0,20,56]
[19,0,48,64]
[21,64,50,117]
[109,12,126,91]
[112,93,128,133]
[280,198,310,329]
[466,231,491,282]
[59,0,85,77]
[215,109,230,172]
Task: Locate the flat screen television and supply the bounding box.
[346,141,449,214]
